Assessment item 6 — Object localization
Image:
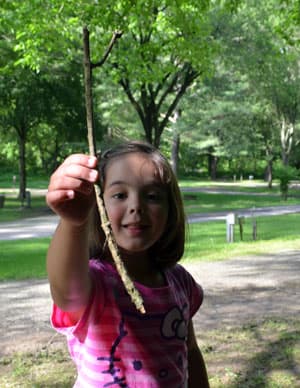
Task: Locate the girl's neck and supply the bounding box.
[106,250,166,288]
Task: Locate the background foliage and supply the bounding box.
[0,0,300,195]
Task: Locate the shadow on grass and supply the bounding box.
[232,327,300,387]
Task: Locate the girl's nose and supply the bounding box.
[129,195,143,214]
[129,205,143,214]
[130,208,142,214]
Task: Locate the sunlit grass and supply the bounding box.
[183,191,300,215]
[179,178,272,188]
[0,347,76,387]
[1,214,299,280]
[203,318,300,388]
[180,178,300,196]
[0,171,49,189]
[0,196,49,222]
[1,179,299,222]
[184,213,300,261]
[0,238,50,280]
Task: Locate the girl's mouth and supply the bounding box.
[124,223,148,236]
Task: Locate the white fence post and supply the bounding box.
[226,213,236,243]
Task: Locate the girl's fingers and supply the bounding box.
[62,154,98,169]
[49,155,99,192]
[48,176,95,195]
[47,154,98,208]
[56,157,99,183]
[46,154,98,222]
[46,189,75,208]
[62,164,98,182]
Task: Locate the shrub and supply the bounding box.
[274,165,299,200]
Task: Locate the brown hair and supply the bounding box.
[89,141,186,269]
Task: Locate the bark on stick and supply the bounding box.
[83,26,145,314]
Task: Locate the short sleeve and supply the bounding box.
[171,264,203,318]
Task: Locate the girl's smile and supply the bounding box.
[124,223,148,236]
[103,152,169,256]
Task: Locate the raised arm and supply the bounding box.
[46,154,99,315]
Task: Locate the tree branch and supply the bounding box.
[119,77,148,131]
[91,30,123,69]
[157,64,200,141]
[82,26,145,314]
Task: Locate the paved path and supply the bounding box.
[188,204,300,223]
[0,250,299,356]
[1,204,300,240]
[0,214,59,240]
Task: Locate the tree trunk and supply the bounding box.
[281,119,293,166]
[171,133,180,176]
[265,160,273,189]
[208,152,218,180]
[265,145,273,189]
[18,126,27,202]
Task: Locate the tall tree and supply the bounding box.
[219,1,300,166]
[3,0,241,147]
[0,27,88,197]
[176,64,261,179]
[0,66,48,200]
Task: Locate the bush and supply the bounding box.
[274,165,299,200]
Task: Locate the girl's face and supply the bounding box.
[103,152,169,256]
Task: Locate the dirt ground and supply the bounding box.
[0,249,299,357]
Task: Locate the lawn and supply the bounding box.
[0,195,49,222]
[1,213,300,280]
[0,238,50,279]
[182,191,299,215]
[185,213,300,261]
[203,317,300,387]
[0,171,49,189]
[0,184,299,222]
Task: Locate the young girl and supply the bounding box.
[46,141,209,387]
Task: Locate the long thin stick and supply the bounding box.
[83,26,145,314]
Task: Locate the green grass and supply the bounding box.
[0,188,298,222]
[179,179,300,197]
[0,347,76,387]
[203,318,300,387]
[1,214,300,280]
[0,195,50,222]
[182,191,299,215]
[0,171,49,189]
[180,178,270,188]
[0,238,50,280]
[184,213,300,261]
[0,180,299,279]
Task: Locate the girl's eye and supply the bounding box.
[112,192,126,200]
[146,192,164,202]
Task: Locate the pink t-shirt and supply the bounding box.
[52,260,203,387]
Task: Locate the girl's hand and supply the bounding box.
[46,154,99,225]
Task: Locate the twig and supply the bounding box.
[91,30,123,69]
[82,26,145,314]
